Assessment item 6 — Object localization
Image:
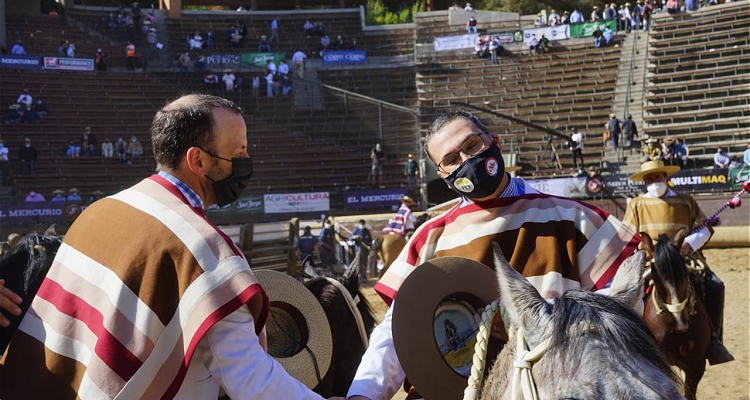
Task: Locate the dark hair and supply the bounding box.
[358,219,366,224]
[151,94,242,170]
[424,110,487,162]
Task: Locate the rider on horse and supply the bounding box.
[382,196,417,238]
[623,160,734,365]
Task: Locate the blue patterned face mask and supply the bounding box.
[443,144,505,199]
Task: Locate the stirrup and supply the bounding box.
[707,342,734,365]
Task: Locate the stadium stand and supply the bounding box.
[643,1,750,165]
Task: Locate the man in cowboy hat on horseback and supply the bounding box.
[623,160,734,365]
[382,195,417,238]
[346,110,641,400]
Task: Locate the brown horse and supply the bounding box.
[298,251,377,398]
[641,230,711,400]
[368,213,431,278]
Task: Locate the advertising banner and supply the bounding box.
[433,33,478,51]
[43,57,94,71]
[264,192,330,214]
[729,167,750,191]
[344,188,409,210]
[669,168,729,192]
[236,196,264,215]
[205,54,241,66]
[522,25,570,42]
[0,54,42,69]
[240,52,286,67]
[321,50,366,65]
[569,19,617,37]
[0,203,66,224]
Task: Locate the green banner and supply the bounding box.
[729,167,750,190]
[240,52,286,67]
[570,20,617,38]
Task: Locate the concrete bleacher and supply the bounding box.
[644,1,750,165]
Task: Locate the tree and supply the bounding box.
[366,0,426,25]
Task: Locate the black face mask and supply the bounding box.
[202,149,254,207]
[443,144,505,200]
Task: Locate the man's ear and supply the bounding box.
[185,147,208,176]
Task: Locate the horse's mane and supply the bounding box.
[548,289,681,389]
[0,227,63,354]
[651,233,687,284]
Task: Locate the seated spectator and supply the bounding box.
[5,104,22,124]
[278,60,289,76]
[194,54,206,73]
[465,2,474,10]
[661,138,676,164]
[602,26,614,45]
[258,35,271,52]
[280,74,292,95]
[66,139,81,157]
[593,26,604,48]
[126,135,143,158]
[83,126,97,156]
[101,137,114,158]
[537,34,550,54]
[50,189,67,203]
[713,147,730,169]
[314,21,326,37]
[667,0,680,13]
[334,35,346,50]
[67,188,82,204]
[304,20,315,37]
[527,34,539,54]
[67,43,76,58]
[641,137,662,162]
[115,137,127,161]
[95,48,107,71]
[228,27,243,48]
[178,52,191,77]
[22,105,38,124]
[467,17,478,34]
[189,31,203,50]
[11,41,26,55]
[222,70,236,91]
[25,190,46,203]
[17,89,33,107]
[534,13,547,27]
[88,190,105,204]
[348,37,358,50]
[729,156,742,169]
[672,137,689,167]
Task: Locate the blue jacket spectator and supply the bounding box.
[11,41,26,55]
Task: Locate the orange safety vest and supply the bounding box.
[126,44,135,57]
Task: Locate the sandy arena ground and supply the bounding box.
[359,247,749,400]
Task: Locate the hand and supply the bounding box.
[0,279,23,328]
[680,241,692,256]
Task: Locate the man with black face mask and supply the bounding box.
[1,94,329,400]
[347,110,642,400]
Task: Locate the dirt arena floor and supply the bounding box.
[359,247,749,400]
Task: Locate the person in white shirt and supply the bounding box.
[277,60,289,76]
[570,7,585,23]
[252,75,260,98]
[265,72,275,98]
[222,70,236,91]
[17,89,33,107]
[266,59,277,75]
[292,49,307,78]
[464,2,474,10]
[269,18,280,44]
[66,43,75,58]
[190,32,203,49]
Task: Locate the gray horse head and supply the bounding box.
[481,246,685,400]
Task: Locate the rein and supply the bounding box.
[324,277,369,349]
[649,279,696,317]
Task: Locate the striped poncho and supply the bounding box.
[0,175,268,399]
[375,180,640,304]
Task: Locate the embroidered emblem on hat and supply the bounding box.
[453,177,475,193]
[485,157,499,176]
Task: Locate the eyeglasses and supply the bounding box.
[436,132,491,175]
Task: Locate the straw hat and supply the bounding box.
[392,257,501,400]
[69,188,79,193]
[628,160,680,182]
[407,153,414,159]
[609,113,616,118]
[52,189,65,195]
[92,190,104,195]
[401,195,416,206]
[253,270,332,389]
[644,136,659,144]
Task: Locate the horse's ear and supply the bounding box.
[607,251,645,308]
[299,255,318,280]
[44,224,57,237]
[492,243,551,340]
[639,232,654,259]
[672,228,687,249]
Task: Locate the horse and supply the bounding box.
[480,246,685,400]
[0,226,63,354]
[298,250,377,398]
[640,230,711,400]
[368,213,431,279]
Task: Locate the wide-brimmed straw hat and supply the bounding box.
[628,160,680,182]
[253,270,332,389]
[401,195,416,205]
[52,189,65,195]
[392,257,501,400]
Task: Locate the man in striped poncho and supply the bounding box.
[0,95,327,399]
[346,110,641,400]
